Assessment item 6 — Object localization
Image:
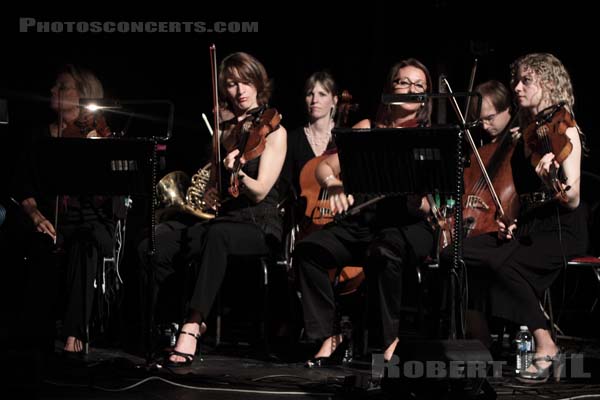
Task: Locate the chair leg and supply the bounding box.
[260,257,270,354]
[545,288,557,343]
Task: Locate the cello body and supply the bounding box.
[461,131,520,237]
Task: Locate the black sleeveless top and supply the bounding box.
[216,110,283,245]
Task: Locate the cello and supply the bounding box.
[443,78,517,241]
[462,116,520,237]
[297,90,363,294]
[299,90,357,228]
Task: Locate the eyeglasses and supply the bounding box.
[392,78,427,93]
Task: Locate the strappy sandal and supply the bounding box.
[164,330,201,368]
[517,351,565,383]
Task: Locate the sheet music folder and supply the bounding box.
[36,137,155,196]
[334,126,460,196]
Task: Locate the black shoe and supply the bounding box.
[305,339,349,368]
[164,330,201,368]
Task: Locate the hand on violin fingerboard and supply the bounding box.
[223,149,245,171]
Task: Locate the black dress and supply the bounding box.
[282,126,319,198]
[459,137,588,331]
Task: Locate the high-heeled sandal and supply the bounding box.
[305,338,350,368]
[164,330,201,368]
[517,351,565,383]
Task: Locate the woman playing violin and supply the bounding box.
[12,64,116,355]
[139,52,286,367]
[455,53,588,383]
[295,58,436,366]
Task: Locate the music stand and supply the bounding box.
[334,126,465,339]
[36,137,156,197]
[34,136,160,356]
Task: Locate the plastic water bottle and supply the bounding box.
[340,315,354,364]
[514,325,534,374]
[168,322,179,347]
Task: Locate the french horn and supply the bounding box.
[156,162,215,220]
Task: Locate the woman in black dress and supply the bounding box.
[460,53,588,383]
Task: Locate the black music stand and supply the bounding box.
[35,137,160,357]
[36,137,156,197]
[334,126,465,339]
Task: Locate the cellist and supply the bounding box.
[461,80,520,238]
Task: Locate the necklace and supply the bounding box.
[305,120,333,156]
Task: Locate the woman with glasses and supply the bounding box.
[295,58,437,366]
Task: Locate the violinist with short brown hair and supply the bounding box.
[138,52,286,367]
[457,53,588,383]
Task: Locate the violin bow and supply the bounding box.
[463,58,478,129]
[209,44,222,201]
[443,78,509,224]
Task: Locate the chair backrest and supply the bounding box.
[580,171,600,255]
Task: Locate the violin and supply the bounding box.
[523,102,575,202]
[222,106,281,198]
[61,110,111,138]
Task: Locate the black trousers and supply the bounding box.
[60,220,115,340]
[139,219,271,320]
[296,219,433,348]
[18,219,114,343]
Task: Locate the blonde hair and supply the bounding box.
[511,53,587,153]
[59,64,104,99]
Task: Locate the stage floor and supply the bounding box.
[9,336,600,399]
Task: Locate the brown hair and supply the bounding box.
[375,58,432,127]
[218,52,272,109]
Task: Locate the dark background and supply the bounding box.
[1,7,598,176]
[1,3,599,356]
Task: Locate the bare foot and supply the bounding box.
[384,338,399,361]
[64,336,83,353]
[313,334,343,359]
[524,344,559,373]
[169,322,207,363]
